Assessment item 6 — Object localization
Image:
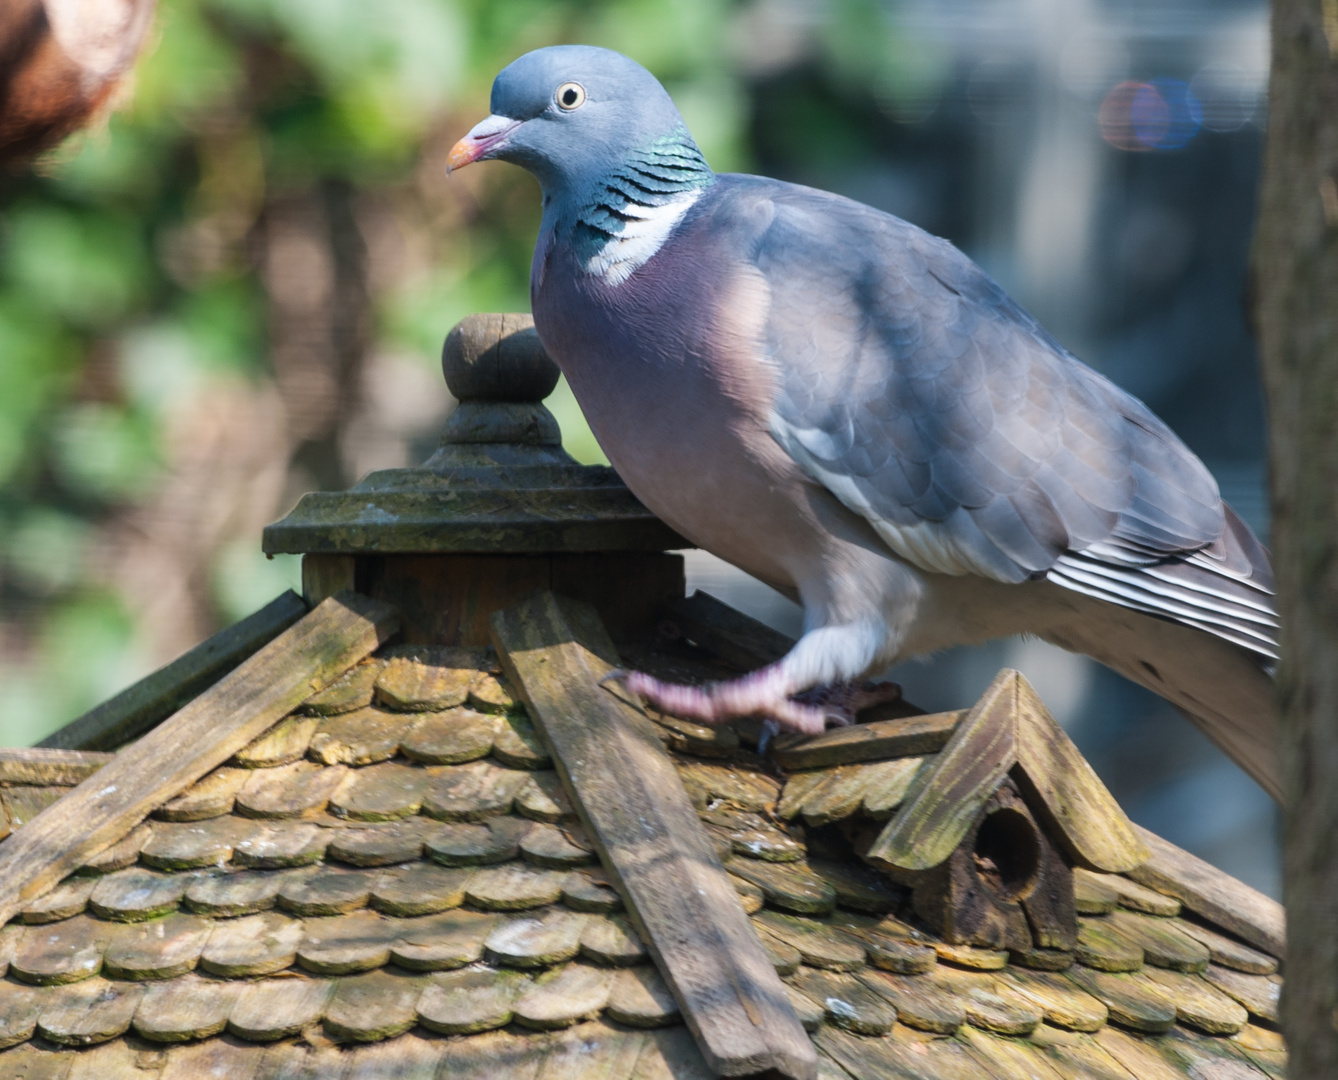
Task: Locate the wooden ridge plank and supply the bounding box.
[0,749,114,787]
[492,591,817,1080]
[1128,826,1286,958]
[867,670,1018,871]
[40,590,308,752]
[0,592,398,928]
[775,711,963,771]
[661,590,797,672]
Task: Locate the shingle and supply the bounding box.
[339,1031,447,1078]
[185,867,307,917]
[857,968,964,1034]
[416,968,528,1034]
[88,869,188,923]
[929,939,1009,970]
[228,976,334,1041]
[308,707,407,766]
[1066,967,1177,1033]
[676,762,779,813]
[1073,870,1120,915]
[1003,967,1108,1031]
[139,817,259,870]
[828,912,936,974]
[36,977,144,1046]
[297,910,399,974]
[198,911,304,977]
[78,823,153,875]
[299,660,381,717]
[373,647,481,712]
[277,865,375,916]
[559,870,622,914]
[400,709,500,766]
[232,715,321,769]
[485,909,588,968]
[329,761,430,822]
[325,818,429,867]
[1172,920,1277,975]
[230,821,328,868]
[465,865,568,911]
[514,771,574,824]
[579,915,646,966]
[512,961,612,1029]
[493,716,551,770]
[19,878,97,925]
[789,967,896,1035]
[1108,910,1210,973]
[0,980,45,1048]
[235,761,350,819]
[424,817,526,866]
[519,822,596,869]
[389,908,499,971]
[941,971,1044,1035]
[1201,964,1280,1025]
[753,911,865,971]
[102,913,212,980]
[421,761,530,822]
[132,973,240,1042]
[11,915,110,984]
[323,968,427,1042]
[606,966,680,1028]
[369,864,471,917]
[467,672,517,715]
[1142,967,1249,1035]
[1075,916,1144,972]
[156,768,250,822]
[630,1025,714,1080]
[728,859,837,916]
[157,1037,268,1080]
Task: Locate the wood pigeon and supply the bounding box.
[449,46,1281,801]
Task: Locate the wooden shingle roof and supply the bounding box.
[0,586,1287,1080]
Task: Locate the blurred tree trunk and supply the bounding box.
[1252,0,1338,1074]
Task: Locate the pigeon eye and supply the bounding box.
[556,82,586,110]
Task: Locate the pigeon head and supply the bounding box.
[448,46,706,201]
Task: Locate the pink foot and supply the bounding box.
[609,664,902,739]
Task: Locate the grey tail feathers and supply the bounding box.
[1048,502,1278,664]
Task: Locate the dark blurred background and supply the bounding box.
[0,0,1277,893]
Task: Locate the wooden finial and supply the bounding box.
[441,313,559,403]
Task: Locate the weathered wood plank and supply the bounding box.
[0,592,398,927]
[867,671,1018,871]
[1127,825,1286,958]
[0,749,114,787]
[774,712,963,771]
[1011,675,1148,873]
[39,590,308,751]
[492,591,816,1080]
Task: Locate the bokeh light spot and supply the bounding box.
[1099,79,1202,152]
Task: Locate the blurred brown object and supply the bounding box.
[0,0,156,163]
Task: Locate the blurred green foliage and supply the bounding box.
[0,0,918,745]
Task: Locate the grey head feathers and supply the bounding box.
[484,46,711,208]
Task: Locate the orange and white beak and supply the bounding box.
[447,114,522,173]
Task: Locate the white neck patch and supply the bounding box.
[584,189,703,287]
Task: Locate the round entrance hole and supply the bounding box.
[971,808,1041,900]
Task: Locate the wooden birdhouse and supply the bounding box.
[0,314,1290,1080]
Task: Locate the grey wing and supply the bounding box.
[751,182,1278,659]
